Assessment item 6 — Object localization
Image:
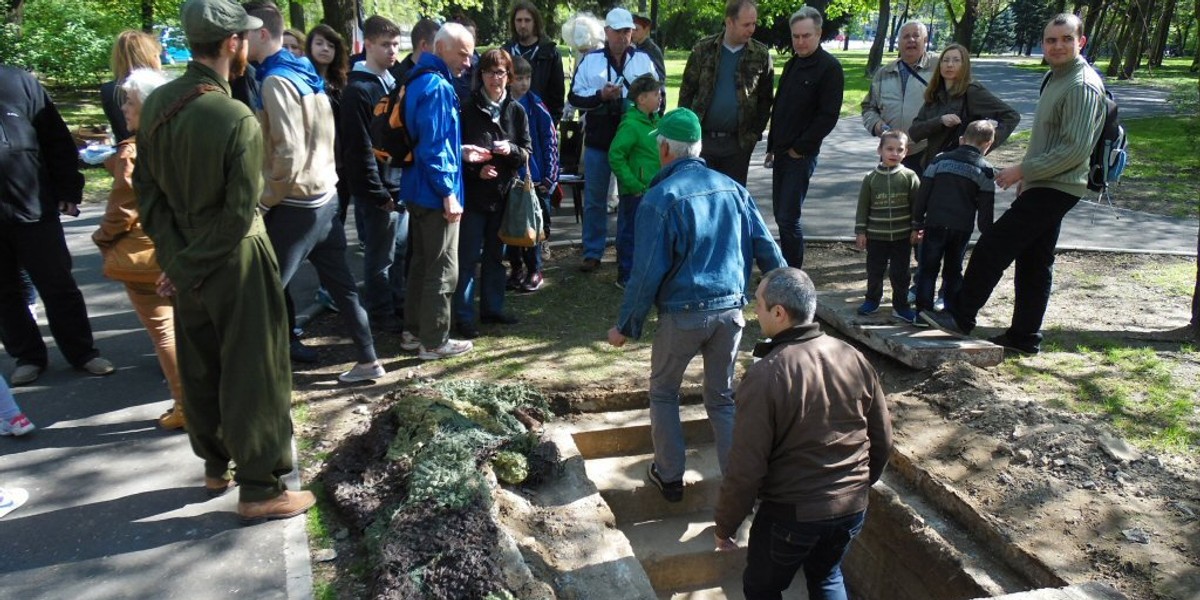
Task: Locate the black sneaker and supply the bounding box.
[647,463,683,503]
[920,309,964,335]
[506,267,524,291]
[986,333,1040,356]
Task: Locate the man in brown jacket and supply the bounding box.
[713,267,892,599]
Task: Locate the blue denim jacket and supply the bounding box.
[616,157,785,339]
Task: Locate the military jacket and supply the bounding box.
[677,33,774,150]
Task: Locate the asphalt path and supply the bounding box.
[0,58,1194,600]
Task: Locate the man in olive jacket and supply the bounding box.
[134,0,313,523]
[678,0,773,185]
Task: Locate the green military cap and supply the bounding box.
[181,0,263,44]
[652,108,702,143]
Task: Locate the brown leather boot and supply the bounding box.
[204,477,236,498]
[237,490,316,525]
[158,401,186,430]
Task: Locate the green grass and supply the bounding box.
[1011,56,1200,95]
[1121,115,1200,218]
[1130,260,1197,297]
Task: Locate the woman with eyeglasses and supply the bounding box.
[452,49,533,340]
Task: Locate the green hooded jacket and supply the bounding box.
[608,102,661,196]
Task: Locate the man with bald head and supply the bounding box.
[861,21,935,171]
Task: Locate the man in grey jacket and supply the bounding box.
[861,20,935,171]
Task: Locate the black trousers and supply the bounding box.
[701,133,753,186]
[950,187,1079,345]
[0,219,99,368]
[865,238,911,310]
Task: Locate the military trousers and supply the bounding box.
[174,231,294,502]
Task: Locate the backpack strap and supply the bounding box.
[145,83,223,141]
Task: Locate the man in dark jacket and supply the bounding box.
[714,267,891,598]
[632,13,665,81]
[341,15,408,332]
[0,64,114,386]
[767,6,843,269]
[393,18,440,82]
[503,1,565,123]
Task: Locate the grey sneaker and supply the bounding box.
[400,331,421,352]
[418,339,472,361]
[81,356,115,376]
[10,364,42,386]
[338,362,386,383]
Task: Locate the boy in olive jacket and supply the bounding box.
[854,130,921,323]
[608,75,663,288]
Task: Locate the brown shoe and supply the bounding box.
[237,490,316,525]
[204,477,237,498]
[158,401,186,430]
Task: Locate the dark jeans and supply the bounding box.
[743,505,866,600]
[701,133,753,186]
[0,219,99,368]
[950,187,1079,346]
[353,196,408,321]
[616,194,642,284]
[771,152,819,269]
[865,238,911,310]
[915,226,970,312]
[454,208,506,327]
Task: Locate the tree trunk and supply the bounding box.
[1106,18,1130,77]
[289,2,306,32]
[888,0,909,53]
[141,0,153,33]
[4,0,25,25]
[1083,0,1107,61]
[953,0,978,50]
[1119,0,1150,79]
[1147,0,1176,67]
[322,0,356,50]
[868,0,892,76]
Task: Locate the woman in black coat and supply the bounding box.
[453,49,533,339]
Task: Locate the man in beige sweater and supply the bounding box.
[713,267,892,599]
[922,13,1106,356]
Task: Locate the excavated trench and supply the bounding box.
[528,391,1122,600]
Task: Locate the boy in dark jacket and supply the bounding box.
[913,120,996,317]
[854,130,921,323]
[505,56,560,293]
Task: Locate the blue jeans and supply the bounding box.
[582,147,613,260]
[915,226,969,312]
[743,507,866,600]
[616,194,642,283]
[454,209,506,327]
[771,152,819,269]
[649,308,744,482]
[353,197,408,320]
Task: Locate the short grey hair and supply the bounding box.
[761,267,817,324]
[656,134,702,159]
[434,21,473,49]
[899,20,928,39]
[121,68,170,104]
[789,6,823,30]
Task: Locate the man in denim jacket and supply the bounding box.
[607,108,784,503]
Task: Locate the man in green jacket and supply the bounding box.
[922,13,1107,356]
[677,0,774,185]
[133,0,314,523]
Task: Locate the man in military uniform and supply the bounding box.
[133,0,314,523]
[678,0,774,185]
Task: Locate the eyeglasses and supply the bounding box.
[484,70,508,78]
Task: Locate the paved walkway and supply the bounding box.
[0,59,1194,600]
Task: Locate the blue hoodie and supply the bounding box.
[400,52,463,211]
[253,49,324,109]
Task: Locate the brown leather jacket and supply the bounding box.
[93,138,161,284]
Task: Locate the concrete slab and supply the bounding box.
[663,580,807,600]
[583,447,724,524]
[568,404,715,459]
[816,289,1003,369]
[975,582,1127,599]
[621,511,752,591]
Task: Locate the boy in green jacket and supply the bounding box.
[608,74,663,288]
[854,130,921,323]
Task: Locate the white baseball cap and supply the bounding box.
[605,8,634,30]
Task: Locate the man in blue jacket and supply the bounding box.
[400,22,486,360]
[607,108,784,502]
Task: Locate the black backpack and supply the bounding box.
[369,67,436,168]
[1040,74,1128,192]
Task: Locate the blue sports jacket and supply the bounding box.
[400,53,463,211]
[518,91,559,191]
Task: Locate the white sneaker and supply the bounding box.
[418,339,473,360]
[0,413,35,436]
[0,487,29,519]
[81,356,115,376]
[338,362,386,383]
[400,331,421,352]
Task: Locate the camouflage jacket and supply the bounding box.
[678,33,774,151]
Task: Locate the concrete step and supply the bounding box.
[973,582,1126,599]
[567,404,716,459]
[584,445,724,524]
[622,510,752,591]
[816,289,1003,368]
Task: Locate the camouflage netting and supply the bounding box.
[322,380,553,600]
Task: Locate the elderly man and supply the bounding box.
[134,0,314,522]
[861,21,935,171]
[504,1,566,123]
[568,7,660,273]
[399,22,486,360]
[0,65,114,386]
[678,0,774,185]
[767,7,844,269]
[922,14,1108,357]
[714,267,892,598]
[607,108,784,503]
[632,12,665,80]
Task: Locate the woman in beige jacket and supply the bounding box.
[92,68,185,431]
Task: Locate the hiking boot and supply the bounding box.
[579,258,601,273]
[400,331,422,352]
[920,309,965,335]
[521,272,544,293]
[338,361,386,383]
[0,414,35,437]
[10,364,42,386]
[892,308,919,325]
[418,339,473,361]
[0,487,29,519]
[987,333,1040,356]
[647,463,683,503]
[158,400,186,431]
[237,490,316,525]
[856,299,880,315]
[204,476,237,498]
[81,357,115,376]
[506,267,525,291]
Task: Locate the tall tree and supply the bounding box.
[948,0,979,49]
[322,0,355,50]
[141,0,153,32]
[1118,0,1152,79]
[867,0,892,75]
[4,0,24,24]
[1147,0,1176,66]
